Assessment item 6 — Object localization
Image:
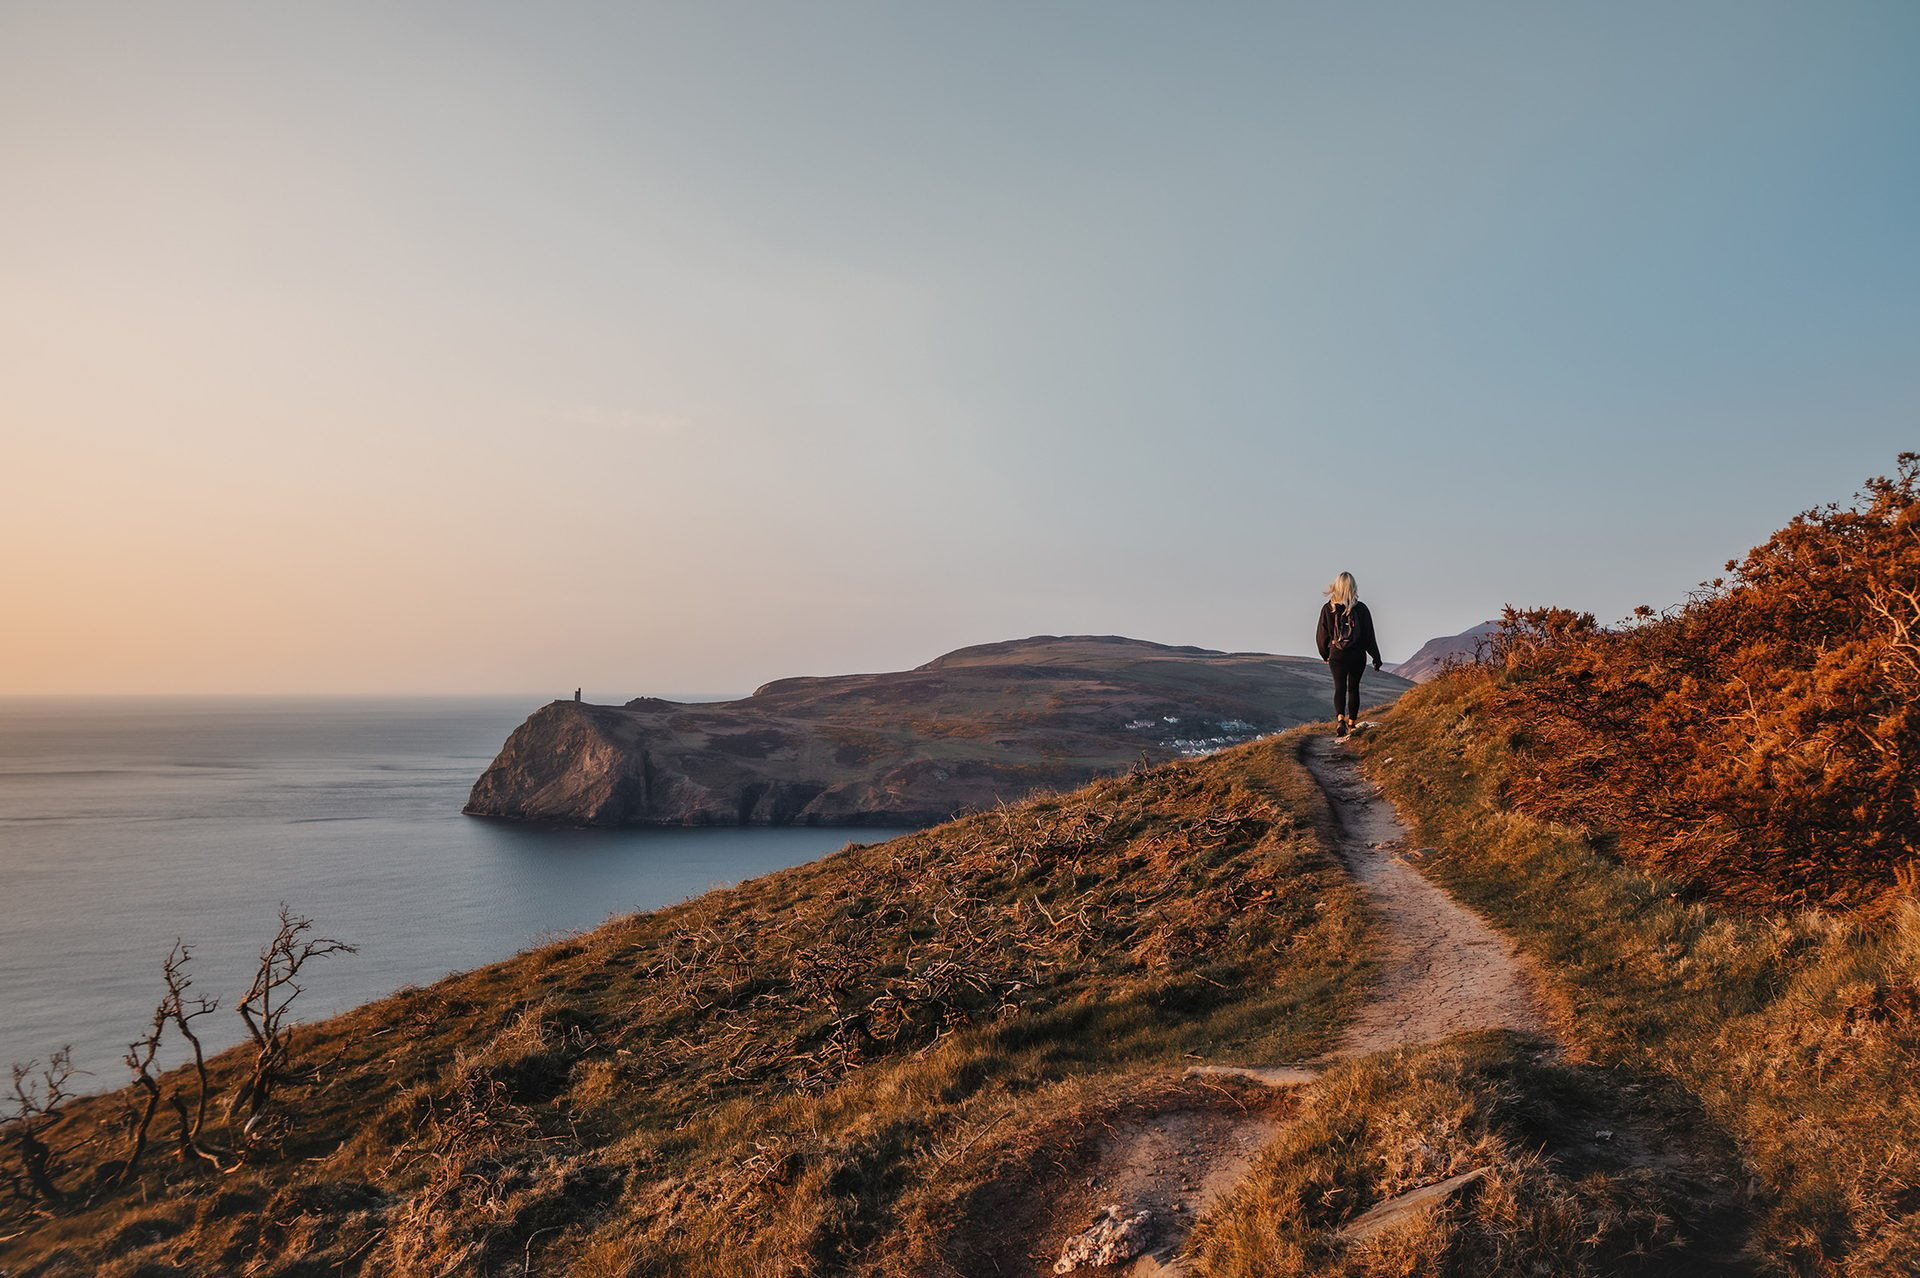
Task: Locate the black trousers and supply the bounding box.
[1329,661,1364,720]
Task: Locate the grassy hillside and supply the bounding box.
[1363,667,1920,1275]
[2,737,1374,1276]
[20,454,1920,1277]
[3,727,1749,1278]
[1332,462,1920,1272]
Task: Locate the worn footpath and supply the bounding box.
[1045,730,1553,1275]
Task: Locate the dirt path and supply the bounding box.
[1040,731,1553,1275]
[1299,733,1551,1055]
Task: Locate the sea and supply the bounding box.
[0,696,906,1088]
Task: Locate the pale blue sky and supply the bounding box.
[3,2,1916,693]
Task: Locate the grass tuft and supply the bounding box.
[1190,1033,1736,1277]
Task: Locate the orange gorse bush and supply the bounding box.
[1486,454,1920,910]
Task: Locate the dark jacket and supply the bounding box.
[1316,601,1382,668]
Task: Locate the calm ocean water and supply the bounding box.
[0,697,905,1087]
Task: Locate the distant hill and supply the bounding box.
[465,634,1416,826]
[1391,622,1498,682]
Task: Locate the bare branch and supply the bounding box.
[4,1047,83,1205]
[228,905,356,1138]
[160,940,219,1155]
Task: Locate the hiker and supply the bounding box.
[1315,571,1382,737]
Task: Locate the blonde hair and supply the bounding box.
[1326,572,1358,607]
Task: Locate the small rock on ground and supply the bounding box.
[1055,1205,1156,1273]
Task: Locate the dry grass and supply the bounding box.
[0,731,1370,1276]
[1189,1033,1743,1277]
[1362,673,1920,1276]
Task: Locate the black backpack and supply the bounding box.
[1328,605,1359,657]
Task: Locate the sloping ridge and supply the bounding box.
[1,722,1379,1275]
[0,719,1753,1277]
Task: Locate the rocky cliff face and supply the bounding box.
[465,635,1417,826]
[463,704,651,825]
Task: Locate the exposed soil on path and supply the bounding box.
[1299,732,1552,1055]
[1024,731,1556,1275]
[927,1075,1298,1278]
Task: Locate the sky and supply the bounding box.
[3,1,1917,696]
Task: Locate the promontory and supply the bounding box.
[463,634,1414,827]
